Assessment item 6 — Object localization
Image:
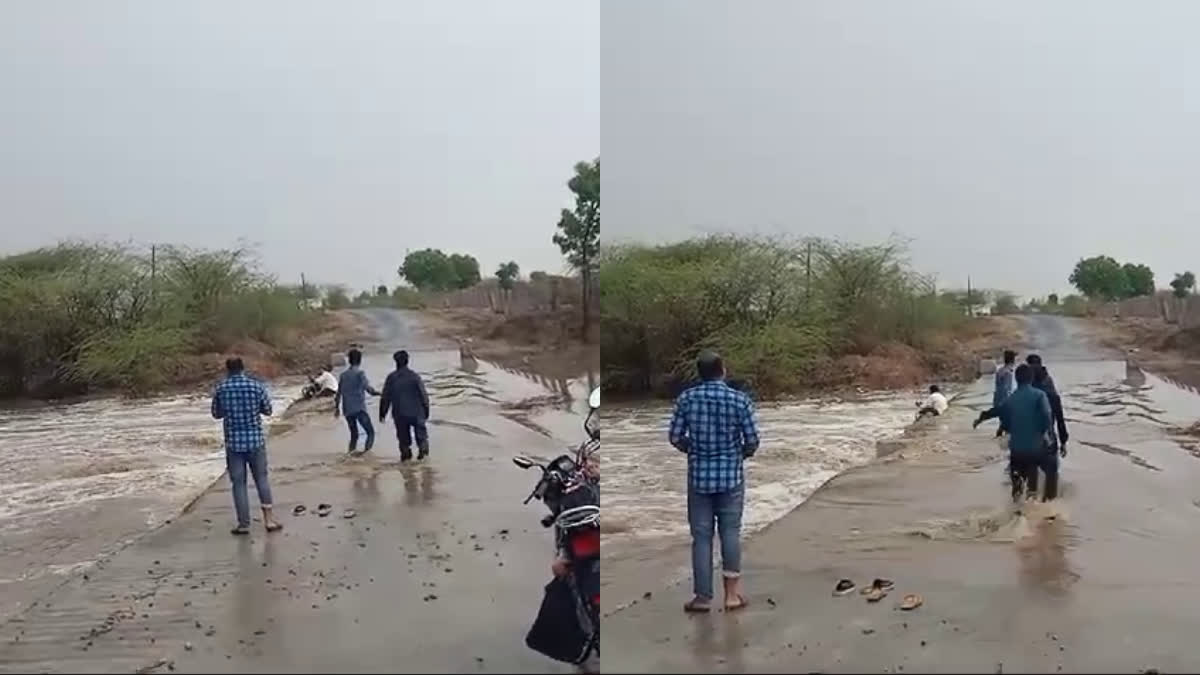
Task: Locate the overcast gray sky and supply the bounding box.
[0,0,597,291]
[603,0,1200,299]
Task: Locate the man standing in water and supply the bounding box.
[973,363,1061,502]
[380,350,431,461]
[669,350,760,614]
[994,350,1017,412]
[334,348,380,454]
[1026,354,1068,454]
[211,357,282,535]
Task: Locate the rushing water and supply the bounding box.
[0,380,304,525]
[0,343,596,624]
[604,391,927,557]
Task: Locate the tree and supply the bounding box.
[324,285,350,310]
[398,249,481,291]
[448,253,481,288]
[376,285,388,297]
[1069,256,1127,301]
[1121,263,1155,297]
[495,261,520,291]
[1047,293,1059,306]
[553,158,600,340]
[529,270,549,283]
[1171,271,1196,299]
[992,292,1019,315]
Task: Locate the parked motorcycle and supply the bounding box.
[516,386,600,670]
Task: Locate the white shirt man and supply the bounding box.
[314,369,338,394]
[918,386,948,416]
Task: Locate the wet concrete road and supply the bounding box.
[605,315,1200,673]
[0,309,589,673]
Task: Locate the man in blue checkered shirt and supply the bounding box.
[669,350,760,613]
[211,357,282,535]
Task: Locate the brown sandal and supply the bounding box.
[899,593,923,611]
[265,521,283,533]
[684,597,712,613]
[724,594,749,611]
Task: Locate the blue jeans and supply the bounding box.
[688,484,745,599]
[345,410,375,452]
[226,448,273,528]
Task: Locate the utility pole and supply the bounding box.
[967,275,973,317]
[805,240,813,306]
[150,244,157,310]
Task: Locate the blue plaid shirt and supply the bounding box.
[211,373,273,453]
[669,380,760,494]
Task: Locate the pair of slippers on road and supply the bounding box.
[834,578,923,610]
[292,504,355,519]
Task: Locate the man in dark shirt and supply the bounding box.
[379,350,431,461]
[974,364,1063,502]
[669,351,760,614]
[1025,354,1068,451]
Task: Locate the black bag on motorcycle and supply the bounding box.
[525,576,594,665]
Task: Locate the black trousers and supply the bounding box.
[1010,452,1059,502]
[393,415,430,459]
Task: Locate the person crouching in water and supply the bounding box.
[973,363,1062,502]
[916,385,948,418]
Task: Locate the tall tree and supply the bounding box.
[1069,255,1127,301]
[398,249,481,291]
[1171,271,1196,299]
[448,253,481,289]
[1121,263,1155,297]
[495,261,520,314]
[495,261,520,290]
[553,158,600,340]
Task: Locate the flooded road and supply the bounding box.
[0,373,305,625]
[605,315,1200,673]
[605,394,922,564]
[0,309,597,673]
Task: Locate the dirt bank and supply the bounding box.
[825,316,1027,393]
[149,311,369,396]
[420,307,599,380]
[1086,315,1200,393]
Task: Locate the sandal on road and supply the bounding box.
[230,525,250,536]
[865,583,888,603]
[265,521,283,533]
[860,578,894,596]
[316,503,333,517]
[683,597,712,614]
[899,593,924,611]
[834,579,857,596]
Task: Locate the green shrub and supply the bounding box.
[0,241,316,398]
[600,235,968,398]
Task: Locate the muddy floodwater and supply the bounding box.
[0,381,305,622]
[605,315,1200,673]
[605,393,923,561]
[0,309,596,629]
